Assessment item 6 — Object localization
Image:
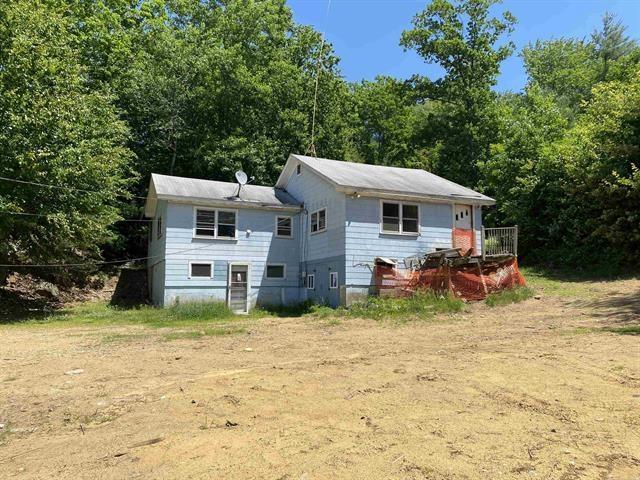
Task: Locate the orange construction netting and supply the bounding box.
[375,257,526,301]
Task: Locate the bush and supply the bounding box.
[485,286,534,307]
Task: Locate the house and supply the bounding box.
[144,154,495,312]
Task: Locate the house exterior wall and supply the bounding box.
[343,197,455,302]
[148,200,167,306]
[148,168,486,309]
[285,163,346,307]
[158,202,301,308]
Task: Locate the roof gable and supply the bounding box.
[276,154,494,205]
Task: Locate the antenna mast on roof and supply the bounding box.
[305,0,332,158]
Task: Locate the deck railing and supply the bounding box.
[481,226,518,259]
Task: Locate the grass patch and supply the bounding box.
[519,266,635,299]
[163,326,246,341]
[308,290,464,321]
[9,300,241,328]
[485,286,535,307]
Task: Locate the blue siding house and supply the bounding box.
[144,154,495,311]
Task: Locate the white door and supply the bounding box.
[454,205,472,230]
[228,264,249,313]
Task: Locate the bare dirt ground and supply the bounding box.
[1,279,639,479]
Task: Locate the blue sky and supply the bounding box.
[286,0,640,92]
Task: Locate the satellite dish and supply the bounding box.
[235,171,248,185]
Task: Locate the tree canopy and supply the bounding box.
[0,0,638,275]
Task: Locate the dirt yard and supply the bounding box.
[1,278,639,479]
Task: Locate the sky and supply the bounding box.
[286,0,640,92]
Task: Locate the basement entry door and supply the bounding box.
[228,264,249,313]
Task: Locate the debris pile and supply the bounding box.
[375,250,525,301]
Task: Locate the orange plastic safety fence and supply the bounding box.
[375,257,526,301]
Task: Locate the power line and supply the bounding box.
[0,175,148,200]
[0,242,215,268]
[0,211,305,268]
[0,210,151,222]
[306,0,332,157]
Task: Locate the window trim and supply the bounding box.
[329,271,338,289]
[306,273,315,290]
[265,263,286,279]
[275,215,293,239]
[379,200,420,236]
[193,207,238,240]
[310,208,327,235]
[188,261,214,279]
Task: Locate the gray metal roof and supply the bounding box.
[278,154,495,204]
[145,173,301,217]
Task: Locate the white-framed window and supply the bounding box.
[275,215,293,238]
[194,207,237,239]
[306,273,315,290]
[329,271,338,289]
[265,264,286,279]
[189,261,213,279]
[156,216,163,239]
[310,208,327,234]
[296,164,302,175]
[380,201,419,235]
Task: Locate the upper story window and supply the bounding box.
[381,201,419,235]
[296,164,302,175]
[194,208,237,239]
[156,216,163,239]
[275,216,293,238]
[310,208,326,234]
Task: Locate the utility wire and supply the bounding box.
[0,175,148,200]
[306,0,332,158]
[0,242,216,268]
[0,210,303,268]
[0,211,151,222]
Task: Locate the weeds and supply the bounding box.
[485,286,534,307]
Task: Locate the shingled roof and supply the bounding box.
[144,173,301,217]
[276,154,495,205]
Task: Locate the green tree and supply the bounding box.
[350,77,422,167]
[592,12,637,80]
[0,1,134,269]
[400,0,516,186]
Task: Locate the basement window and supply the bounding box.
[329,271,338,289]
[266,264,286,279]
[189,262,213,278]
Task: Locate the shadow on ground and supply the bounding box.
[585,288,640,329]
